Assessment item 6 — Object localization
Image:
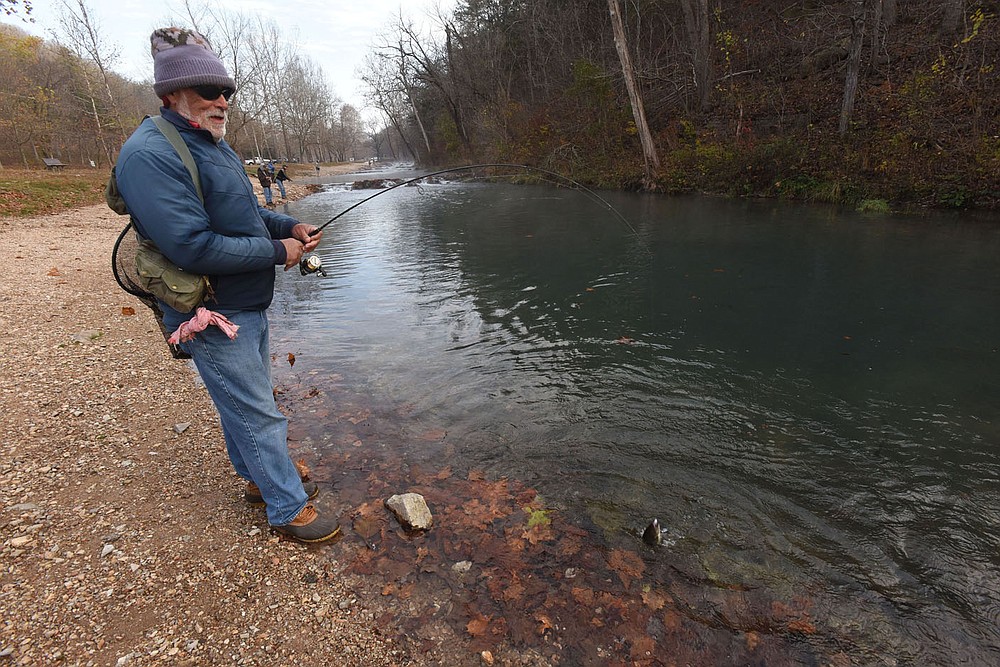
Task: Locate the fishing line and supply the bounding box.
[308,163,642,243]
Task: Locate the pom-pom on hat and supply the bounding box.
[150,27,236,97]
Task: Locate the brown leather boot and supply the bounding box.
[244,459,318,505]
[245,480,319,506]
[271,504,341,543]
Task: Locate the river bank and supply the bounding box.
[0,172,514,665]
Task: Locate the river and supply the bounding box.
[268,164,1000,665]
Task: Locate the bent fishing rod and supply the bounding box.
[307,163,641,240]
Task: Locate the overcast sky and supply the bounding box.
[2,0,457,113]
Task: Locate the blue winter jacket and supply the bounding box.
[115,108,297,316]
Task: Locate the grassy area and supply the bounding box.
[1,162,342,219]
[0,168,108,218]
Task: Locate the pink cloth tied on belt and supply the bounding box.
[167,307,240,344]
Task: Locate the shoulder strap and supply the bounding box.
[151,115,204,203]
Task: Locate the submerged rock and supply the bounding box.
[385,493,433,530]
[351,178,402,190]
[642,518,662,546]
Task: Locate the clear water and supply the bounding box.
[270,167,1000,664]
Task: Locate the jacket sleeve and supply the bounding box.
[258,206,298,239]
[117,134,283,275]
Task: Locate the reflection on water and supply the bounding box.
[270,169,1000,664]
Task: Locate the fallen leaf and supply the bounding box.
[572,587,595,606]
[418,427,447,441]
[630,633,656,660]
[47,267,61,276]
[466,613,490,637]
[522,523,554,545]
[641,586,667,611]
[287,352,296,366]
[121,306,135,316]
[787,618,816,634]
[535,613,554,636]
[481,650,495,665]
[608,548,645,589]
[502,575,525,602]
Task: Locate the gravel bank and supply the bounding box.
[0,180,423,665]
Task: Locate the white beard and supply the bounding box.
[174,95,228,142]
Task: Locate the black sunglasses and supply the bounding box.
[192,85,235,101]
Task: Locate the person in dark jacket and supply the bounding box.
[115,27,339,543]
[275,164,290,199]
[256,163,273,205]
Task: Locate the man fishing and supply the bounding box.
[114,27,340,543]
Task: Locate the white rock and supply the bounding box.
[384,493,433,530]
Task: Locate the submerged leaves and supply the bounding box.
[279,379,833,664]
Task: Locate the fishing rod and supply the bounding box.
[297,163,646,278]
[307,163,640,239]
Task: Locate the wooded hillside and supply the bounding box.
[0,3,369,170]
[366,0,999,209]
[2,0,997,210]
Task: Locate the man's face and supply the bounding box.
[167,86,229,141]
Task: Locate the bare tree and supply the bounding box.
[392,15,471,155]
[883,0,897,27]
[679,0,712,112]
[608,0,659,185]
[360,49,421,161]
[332,104,365,161]
[283,56,336,159]
[941,0,965,34]
[55,0,126,162]
[197,6,265,137]
[839,0,866,136]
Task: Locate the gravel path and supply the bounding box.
[0,185,421,665]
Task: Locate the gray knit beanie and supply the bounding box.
[151,27,236,97]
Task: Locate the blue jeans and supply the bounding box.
[166,308,307,525]
[262,186,273,204]
[276,179,286,198]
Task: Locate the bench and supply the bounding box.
[42,157,67,170]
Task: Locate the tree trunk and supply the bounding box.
[941,0,965,34]
[839,0,866,136]
[399,41,432,159]
[883,0,897,27]
[607,0,660,187]
[679,0,712,112]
